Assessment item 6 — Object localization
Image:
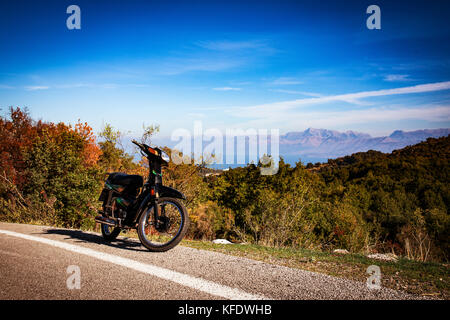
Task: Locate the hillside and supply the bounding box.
[209,135,449,262]
[312,136,450,260]
[309,134,449,172]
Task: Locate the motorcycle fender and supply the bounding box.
[159,185,186,200]
[98,188,109,202]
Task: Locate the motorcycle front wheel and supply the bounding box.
[137,197,189,252]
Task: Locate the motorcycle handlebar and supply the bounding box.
[132,140,168,166]
[132,140,160,156]
[132,139,146,150]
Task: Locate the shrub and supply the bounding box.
[187,201,235,240]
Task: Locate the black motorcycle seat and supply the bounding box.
[107,172,144,189]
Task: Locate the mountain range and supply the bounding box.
[128,127,450,166]
[280,128,450,164]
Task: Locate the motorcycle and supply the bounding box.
[95,140,189,252]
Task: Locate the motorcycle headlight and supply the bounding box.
[161,150,170,163]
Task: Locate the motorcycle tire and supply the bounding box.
[137,197,189,252]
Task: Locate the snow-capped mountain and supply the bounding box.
[280,128,450,164]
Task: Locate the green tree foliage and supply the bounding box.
[207,137,449,261]
[23,126,102,228]
[97,123,138,173]
[0,108,103,228]
[310,136,449,260]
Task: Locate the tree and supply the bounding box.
[97,123,138,173]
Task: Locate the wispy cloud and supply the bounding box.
[297,105,450,128]
[269,77,303,85]
[384,74,412,82]
[23,83,152,90]
[213,87,242,91]
[227,104,450,132]
[230,81,450,117]
[55,83,90,89]
[229,81,253,86]
[158,57,244,75]
[0,84,14,89]
[197,40,272,52]
[25,85,49,91]
[269,89,322,97]
[155,39,277,76]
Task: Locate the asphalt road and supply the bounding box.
[0,222,427,300]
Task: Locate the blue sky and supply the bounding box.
[0,0,449,142]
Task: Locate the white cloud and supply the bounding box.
[269,89,322,97]
[197,40,269,51]
[55,83,90,89]
[229,81,450,117]
[227,105,450,132]
[25,85,49,91]
[158,58,244,75]
[298,105,450,127]
[270,77,303,85]
[384,74,411,82]
[213,87,242,91]
[54,83,151,89]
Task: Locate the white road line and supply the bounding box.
[0,228,267,300]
